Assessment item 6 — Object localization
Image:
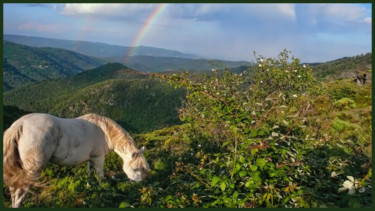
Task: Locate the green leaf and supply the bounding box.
[211,176,221,187]
[119,202,130,208]
[220,181,227,191]
[348,198,361,208]
[256,158,267,170]
[250,165,258,172]
[222,141,231,147]
[239,171,247,177]
[245,180,254,188]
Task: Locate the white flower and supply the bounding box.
[260,58,263,62]
[298,75,301,78]
[292,94,298,98]
[338,176,358,195]
[285,70,289,73]
[259,64,262,67]
[294,69,298,73]
[260,80,263,83]
[303,64,306,68]
[212,68,217,72]
[198,144,201,148]
[331,171,338,178]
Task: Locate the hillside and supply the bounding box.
[4,34,202,60]
[309,53,372,81]
[3,41,105,91]
[3,63,185,133]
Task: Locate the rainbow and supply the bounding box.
[125,4,168,63]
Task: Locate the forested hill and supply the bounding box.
[310,53,372,81]
[3,41,106,91]
[3,63,185,133]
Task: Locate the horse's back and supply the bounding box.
[13,113,108,167]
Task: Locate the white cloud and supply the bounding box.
[362,17,371,25]
[19,21,70,33]
[307,4,369,24]
[61,3,155,17]
[324,4,365,21]
[275,4,296,20]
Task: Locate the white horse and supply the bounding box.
[3,113,149,208]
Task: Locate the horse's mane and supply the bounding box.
[78,114,149,171]
[78,114,138,154]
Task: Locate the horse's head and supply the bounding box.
[123,146,150,182]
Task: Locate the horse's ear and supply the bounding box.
[140,146,145,153]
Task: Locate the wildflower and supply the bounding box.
[212,68,217,72]
[338,176,358,195]
[260,80,263,83]
[294,69,298,73]
[298,75,301,78]
[259,64,262,67]
[331,171,338,178]
[198,144,201,148]
[292,94,298,98]
[285,70,289,73]
[303,64,306,68]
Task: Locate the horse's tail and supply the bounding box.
[3,124,37,189]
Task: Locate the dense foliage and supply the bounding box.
[3,50,371,208]
[3,41,105,91]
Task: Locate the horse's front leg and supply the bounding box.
[9,187,16,208]
[91,155,105,184]
[87,160,94,177]
[12,186,29,208]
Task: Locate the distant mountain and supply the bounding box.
[4,34,251,73]
[308,53,372,81]
[4,63,185,133]
[4,34,203,60]
[3,41,105,91]
[110,55,251,72]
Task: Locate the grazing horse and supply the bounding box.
[3,113,149,208]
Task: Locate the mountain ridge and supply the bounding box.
[3,40,106,91]
[4,34,203,60]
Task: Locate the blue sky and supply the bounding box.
[3,3,372,62]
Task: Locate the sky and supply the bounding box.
[3,3,372,63]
